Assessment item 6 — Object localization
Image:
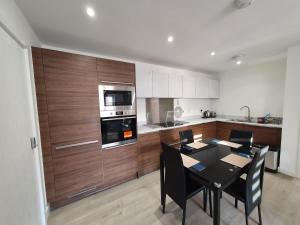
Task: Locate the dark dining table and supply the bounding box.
[160,139,254,225]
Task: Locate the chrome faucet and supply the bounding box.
[240,106,251,122]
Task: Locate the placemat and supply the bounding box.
[181,154,200,168]
[221,154,251,168]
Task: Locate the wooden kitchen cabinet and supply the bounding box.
[97,58,135,84]
[138,132,161,176]
[160,126,192,144]
[52,142,103,206]
[42,49,100,146]
[32,48,104,208]
[216,122,282,147]
[102,144,138,187]
[190,122,217,140]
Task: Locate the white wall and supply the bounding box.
[0,0,40,46]
[214,59,286,118]
[280,45,300,177]
[137,98,214,122]
[0,1,46,225]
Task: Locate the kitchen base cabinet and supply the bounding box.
[190,122,217,140]
[102,144,138,187]
[138,132,161,176]
[216,122,282,147]
[160,126,192,144]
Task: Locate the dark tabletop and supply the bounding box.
[179,139,253,190]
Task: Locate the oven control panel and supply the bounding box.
[100,110,136,118]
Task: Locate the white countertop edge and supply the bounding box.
[137,118,282,135]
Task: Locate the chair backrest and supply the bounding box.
[245,145,269,215]
[161,142,186,209]
[229,130,253,148]
[179,129,194,145]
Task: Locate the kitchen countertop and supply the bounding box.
[137,117,282,134]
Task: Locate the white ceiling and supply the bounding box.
[15,0,300,73]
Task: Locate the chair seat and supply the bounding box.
[186,176,205,199]
[224,177,246,202]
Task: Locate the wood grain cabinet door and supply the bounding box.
[97,58,135,84]
[42,49,101,146]
[138,132,161,176]
[160,126,191,144]
[102,144,138,187]
[216,122,282,147]
[52,142,103,205]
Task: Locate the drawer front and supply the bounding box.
[53,145,103,201]
[102,144,138,187]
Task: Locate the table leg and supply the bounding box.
[160,154,165,206]
[213,189,221,225]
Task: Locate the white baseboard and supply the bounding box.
[278,168,297,178]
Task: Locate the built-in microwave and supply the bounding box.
[99,84,136,117]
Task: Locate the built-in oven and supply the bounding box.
[99,84,136,117]
[101,115,137,149]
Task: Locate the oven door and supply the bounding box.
[101,116,137,149]
[99,85,136,112]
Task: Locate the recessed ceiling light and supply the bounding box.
[232,55,244,65]
[210,51,216,56]
[86,7,95,17]
[167,36,174,43]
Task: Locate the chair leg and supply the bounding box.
[245,205,249,225]
[203,189,207,212]
[162,191,166,213]
[258,204,262,225]
[182,205,186,225]
[235,198,238,208]
[209,189,213,217]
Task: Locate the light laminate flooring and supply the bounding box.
[48,171,300,225]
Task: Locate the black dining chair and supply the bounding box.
[179,129,194,145]
[224,145,269,225]
[229,130,253,148]
[161,143,209,225]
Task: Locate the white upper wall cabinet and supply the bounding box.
[136,63,153,97]
[152,67,169,98]
[196,77,210,98]
[135,62,219,99]
[182,75,196,98]
[169,72,182,98]
[208,79,220,98]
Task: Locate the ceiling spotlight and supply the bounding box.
[232,55,243,65]
[210,51,216,56]
[167,36,174,43]
[234,0,253,9]
[86,7,95,17]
